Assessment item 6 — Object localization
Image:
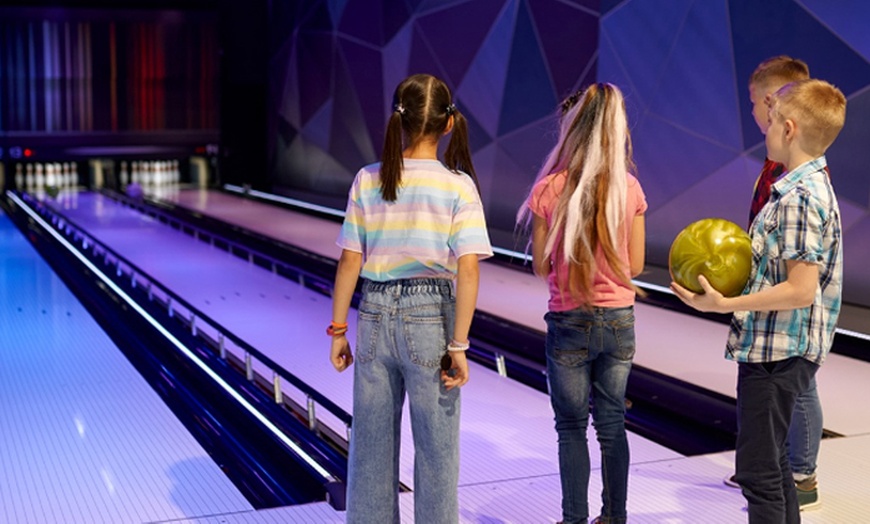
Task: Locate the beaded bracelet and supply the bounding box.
[447,339,470,352]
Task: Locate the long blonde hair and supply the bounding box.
[518,83,636,302]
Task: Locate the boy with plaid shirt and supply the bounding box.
[672,79,845,523]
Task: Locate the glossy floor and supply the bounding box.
[2,188,868,523]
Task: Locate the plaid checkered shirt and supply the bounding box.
[726,156,843,364]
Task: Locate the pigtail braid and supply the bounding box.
[444,108,479,188]
[380,109,405,201]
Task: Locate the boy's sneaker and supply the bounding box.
[726,473,820,510]
[795,476,821,511]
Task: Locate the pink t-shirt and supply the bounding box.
[529,172,647,311]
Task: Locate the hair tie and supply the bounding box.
[561,90,583,115]
[445,103,456,116]
[394,103,406,116]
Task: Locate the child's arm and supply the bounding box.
[441,253,479,390]
[531,214,550,277]
[671,259,818,314]
[330,249,363,372]
[629,214,646,278]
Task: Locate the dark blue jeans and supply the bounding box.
[788,376,822,477]
[545,306,635,524]
[735,357,818,524]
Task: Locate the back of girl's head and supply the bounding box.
[559,83,633,179]
[380,74,476,201]
[519,83,633,226]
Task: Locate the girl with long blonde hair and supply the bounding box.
[519,83,646,524]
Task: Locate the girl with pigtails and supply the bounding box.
[519,83,647,524]
[330,73,492,523]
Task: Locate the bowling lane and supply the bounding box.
[0,209,253,524]
[43,190,680,493]
[157,188,870,437]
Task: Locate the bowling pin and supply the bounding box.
[155,160,163,186]
[46,163,56,188]
[35,163,44,189]
[26,163,34,190]
[120,161,129,187]
[15,163,24,189]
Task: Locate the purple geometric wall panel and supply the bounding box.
[602,0,870,305]
[267,0,600,249]
[269,0,870,306]
[728,0,870,151]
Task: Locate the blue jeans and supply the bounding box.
[735,357,818,524]
[545,306,636,524]
[346,278,459,524]
[788,376,822,477]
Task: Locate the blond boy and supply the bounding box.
[747,56,810,224]
[672,79,846,523]
[723,56,825,511]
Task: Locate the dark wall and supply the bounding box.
[0,1,220,166]
[217,0,268,189]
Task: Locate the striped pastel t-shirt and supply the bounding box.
[337,159,493,281]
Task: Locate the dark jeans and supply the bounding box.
[788,376,823,477]
[545,306,635,524]
[735,357,818,524]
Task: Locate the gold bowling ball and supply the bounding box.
[669,218,752,297]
